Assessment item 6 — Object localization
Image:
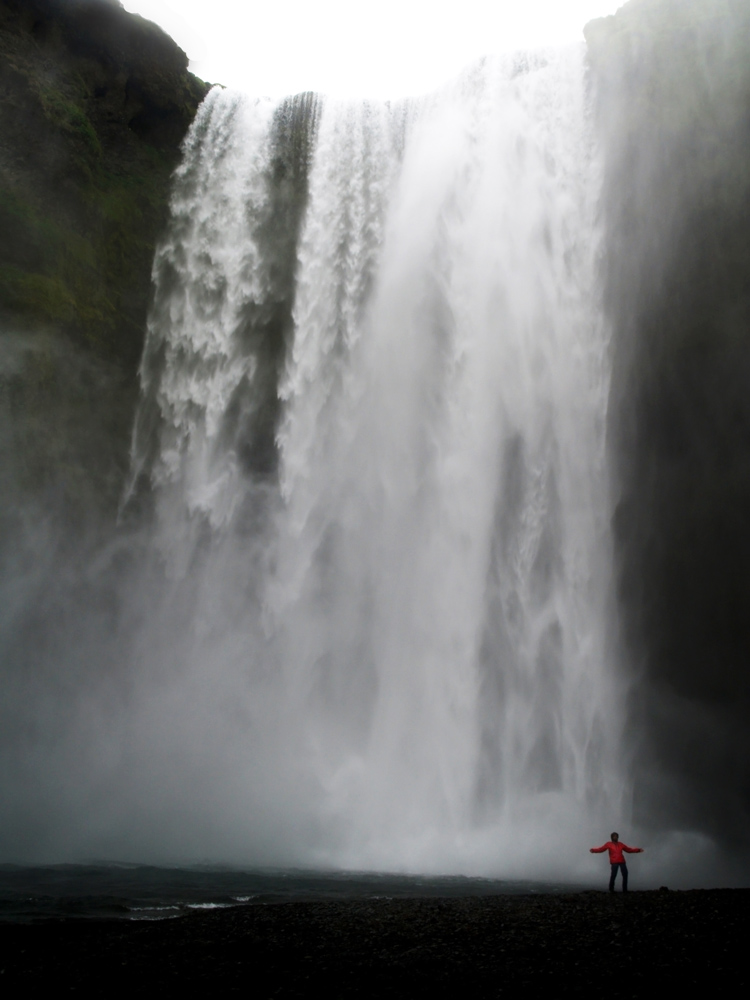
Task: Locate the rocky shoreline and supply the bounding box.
[1,888,746,994]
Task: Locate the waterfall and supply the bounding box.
[129,44,621,874]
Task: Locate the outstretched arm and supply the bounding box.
[622,845,643,853]
[589,845,607,853]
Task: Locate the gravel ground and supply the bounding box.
[1,888,747,995]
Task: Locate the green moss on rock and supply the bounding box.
[0,0,209,520]
[0,0,210,372]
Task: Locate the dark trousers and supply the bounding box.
[609,862,628,892]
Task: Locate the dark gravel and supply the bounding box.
[0,888,747,995]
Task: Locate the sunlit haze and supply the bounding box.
[122,0,623,99]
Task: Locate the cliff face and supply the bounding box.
[0,0,208,520]
[586,0,750,844]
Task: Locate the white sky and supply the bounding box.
[121,0,623,100]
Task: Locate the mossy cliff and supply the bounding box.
[0,0,208,520]
[586,0,750,843]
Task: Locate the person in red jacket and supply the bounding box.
[590,832,644,892]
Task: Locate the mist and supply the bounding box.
[1,0,750,890]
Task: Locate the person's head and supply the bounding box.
[611,832,619,842]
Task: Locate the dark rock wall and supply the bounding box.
[0,0,208,521]
[586,0,750,845]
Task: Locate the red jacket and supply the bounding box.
[591,841,642,863]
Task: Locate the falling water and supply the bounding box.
[128,45,621,875]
